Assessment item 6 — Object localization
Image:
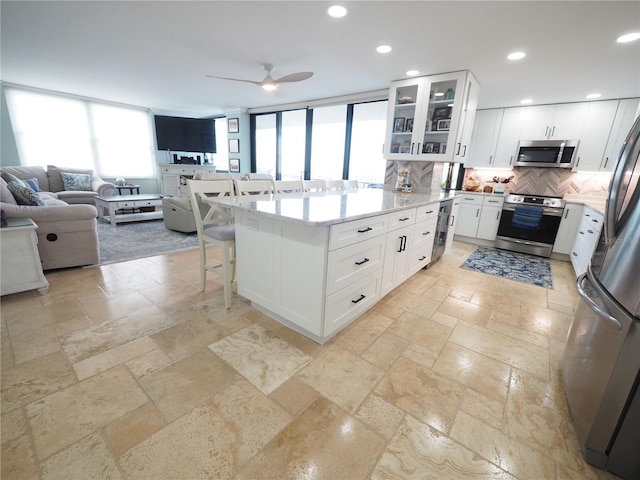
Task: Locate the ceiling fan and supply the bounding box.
[206,63,313,91]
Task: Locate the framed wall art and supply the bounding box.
[227,117,239,133]
[228,138,240,153]
[229,158,240,173]
[393,117,405,133]
[436,119,451,131]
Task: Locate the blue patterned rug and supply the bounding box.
[97,219,198,265]
[460,247,553,289]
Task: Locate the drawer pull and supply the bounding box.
[587,230,594,234]
[355,258,370,266]
[425,210,434,214]
[418,256,426,261]
[352,294,366,304]
[357,227,373,233]
[399,217,410,222]
[422,231,431,236]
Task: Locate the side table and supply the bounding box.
[1,218,49,296]
[117,184,141,195]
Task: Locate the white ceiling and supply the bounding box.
[1,1,639,118]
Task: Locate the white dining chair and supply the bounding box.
[324,179,345,191]
[234,179,273,196]
[187,179,236,309]
[343,180,358,191]
[302,179,326,192]
[273,179,303,193]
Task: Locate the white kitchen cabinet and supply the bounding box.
[445,197,460,251]
[520,103,589,140]
[573,101,619,172]
[600,98,640,172]
[494,107,526,168]
[466,109,503,168]
[408,206,439,274]
[571,207,604,277]
[384,70,479,162]
[476,196,504,241]
[381,208,416,296]
[552,203,584,255]
[454,194,483,238]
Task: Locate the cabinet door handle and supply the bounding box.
[564,210,569,219]
[545,126,549,137]
[351,294,366,304]
[489,155,493,165]
[496,211,500,220]
[476,209,480,218]
[462,145,467,157]
[403,235,408,251]
[399,217,410,222]
[603,157,609,169]
[417,143,421,155]
[456,143,461,155]
[355,258,370,266]
[551,126,556,137]
[357,227,372,233]
[449,215,455,226]
[397,236,404,253]
[576,157,581,167]
[509,155,514,165]
[411,143,415,155]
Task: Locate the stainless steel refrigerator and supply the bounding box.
[563,115,640,479]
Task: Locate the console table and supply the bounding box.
[1,218,49,296]
[95,194,163,226]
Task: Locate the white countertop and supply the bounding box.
[211,189,455,226]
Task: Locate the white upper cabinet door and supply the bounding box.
[520,103,588,140]
[573,100,619,172]
[601,98,640,172]
[493,107,526,168]
[453,72,481,163]
[466,109,503,168]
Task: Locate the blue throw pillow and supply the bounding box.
[6,181,45,206]
[24,177,40,192]
[61,172,92,191]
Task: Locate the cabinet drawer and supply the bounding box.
[324,271,381,337]
[329,215,388,251]
[482,196,504,207]
[415,204,439,222]
[326,235,385,295]
[582,208,603,227]
[388,208,416,231]
[458,194,483,205]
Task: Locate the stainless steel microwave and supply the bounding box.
[514,140,579,168]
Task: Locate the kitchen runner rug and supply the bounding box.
[460,247,554,289]
[97,219,198,265]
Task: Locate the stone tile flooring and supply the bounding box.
[1,242,621,479]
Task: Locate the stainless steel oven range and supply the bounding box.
[495,194,565,257]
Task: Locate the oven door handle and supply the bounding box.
[501,204,564,217]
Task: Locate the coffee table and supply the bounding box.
[95,194,163,227]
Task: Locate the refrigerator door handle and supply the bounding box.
[575,272,623,330]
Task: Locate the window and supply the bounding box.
[5,87,156,178]
[212,118,228,170]
[348,101,387,185]
[250,99,388,184]
[309,105,346,180]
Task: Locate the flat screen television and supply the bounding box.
[154,115,216,153]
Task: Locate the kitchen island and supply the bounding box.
[213,188,454,344]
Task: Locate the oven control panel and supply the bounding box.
[504,194,565,209]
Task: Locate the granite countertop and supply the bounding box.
[210,189,456,226]
[563,194,607,214]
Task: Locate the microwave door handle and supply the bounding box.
[575,272,622,330]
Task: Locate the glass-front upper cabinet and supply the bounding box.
[384,70,479,162]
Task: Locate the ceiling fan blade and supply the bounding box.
[274,72,314,83]
[205,75,262,86]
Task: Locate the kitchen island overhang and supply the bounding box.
[211,189,454,344]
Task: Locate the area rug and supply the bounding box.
[97,219,198,265]
[460,247,553,289]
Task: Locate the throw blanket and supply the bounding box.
[512,206,543,229]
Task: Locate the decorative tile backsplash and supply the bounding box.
[463,167,612,197]
[384,161,612,198]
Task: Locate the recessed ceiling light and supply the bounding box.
[521,98,533,104]
[617,32,640,43]
[507,51,526,61]
[586,93,602,99]
[327,5,347,18]
[406,70,419,76]
[376,45,392,54]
